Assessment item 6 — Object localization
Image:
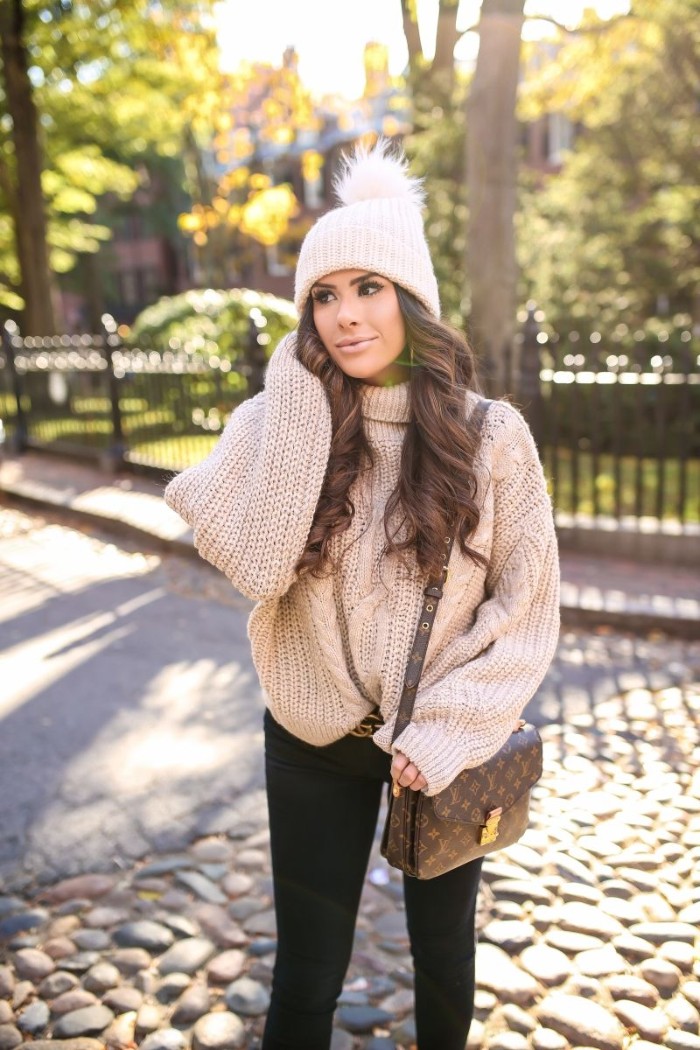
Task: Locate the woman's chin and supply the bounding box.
[335,360,381,382]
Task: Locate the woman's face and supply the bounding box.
[310,269,410,386]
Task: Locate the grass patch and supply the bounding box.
[546,448,699,522]
[128,434,219,471]
[30,417,112,446]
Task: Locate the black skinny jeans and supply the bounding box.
[262,709,483,1050]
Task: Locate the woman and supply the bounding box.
[165,140,560,1050]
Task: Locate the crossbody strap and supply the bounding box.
[391,397,493,745]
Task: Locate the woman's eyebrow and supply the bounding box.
[311,272,380,291]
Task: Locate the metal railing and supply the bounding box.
[2,311,698,525]
[0,315,264,476]
[517,307,699,525]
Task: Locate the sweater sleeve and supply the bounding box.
[377,402,560,796]
[163,332,332,601]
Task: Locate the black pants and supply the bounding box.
[262,709,483,1050]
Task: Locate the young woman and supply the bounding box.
[165,141,560,1050]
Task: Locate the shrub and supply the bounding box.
[128,287,297,361]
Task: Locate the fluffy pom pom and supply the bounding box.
[333,137,425,209]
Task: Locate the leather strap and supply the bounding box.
[391,398,493,746]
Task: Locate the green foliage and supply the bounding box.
[518,0,700,331]
[128,287,297,359]
[0,212,21,308]
[404,72,470,331]
[0,0,218,309]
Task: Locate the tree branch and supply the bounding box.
[400,0,423,76]
[523,12,633,34]
[433,0,461,74]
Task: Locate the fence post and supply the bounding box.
[518,302,544,450]
[2,320,28,454]
[100,313,125,473]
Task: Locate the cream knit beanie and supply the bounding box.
[294,138,440,318]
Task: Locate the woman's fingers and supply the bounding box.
[391,752,426,791]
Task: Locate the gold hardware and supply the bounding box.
[349,712,383,738]
[426,603,434,612]
[349,723,373,738]
[479,808,502,845]
[392,781,402,798]
[421,621,430,630]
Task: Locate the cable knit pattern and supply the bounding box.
[163,332,332,601]
[164,334,560,795]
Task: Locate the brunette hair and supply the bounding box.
[294,285,487,581]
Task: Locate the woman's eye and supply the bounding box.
[312,290,333,304]
[359,281,383,296]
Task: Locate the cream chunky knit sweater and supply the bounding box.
[164,333,560,796]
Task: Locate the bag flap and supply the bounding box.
[432,724,542,824]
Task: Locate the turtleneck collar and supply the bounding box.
[360,381,411,424]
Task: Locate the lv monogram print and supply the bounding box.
[432,725,542,823]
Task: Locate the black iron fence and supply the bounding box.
[517,307,699,525]
[1,311,698,525]
[0,315,264,476]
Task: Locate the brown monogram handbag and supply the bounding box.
[380,400,543,880]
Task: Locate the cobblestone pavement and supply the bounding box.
[1,508,699,1050]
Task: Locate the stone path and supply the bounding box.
[1,681,699,1050]
[3,504,699,896]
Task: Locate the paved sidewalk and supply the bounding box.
[1,452,699,638]
[1,460,700,1050]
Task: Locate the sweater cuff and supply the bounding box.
[389,720,473,797]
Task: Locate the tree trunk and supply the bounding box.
[400,0,423,81]
[466,0,525,397]
[402,0,460,105]
[0,0,56,334]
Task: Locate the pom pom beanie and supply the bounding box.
[294,138,440,318]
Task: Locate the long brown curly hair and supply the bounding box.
[294,285,487,581]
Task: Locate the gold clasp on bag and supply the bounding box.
[479,808,503,845]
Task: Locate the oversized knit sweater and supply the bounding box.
[164,332,560,796]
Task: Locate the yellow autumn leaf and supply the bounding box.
[178,212,203,233]
[240,184,300,246]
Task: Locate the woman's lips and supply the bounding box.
[336,337,377,354]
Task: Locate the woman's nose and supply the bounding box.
[336,296,359,326]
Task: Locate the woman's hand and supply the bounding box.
[391,751,427,792]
